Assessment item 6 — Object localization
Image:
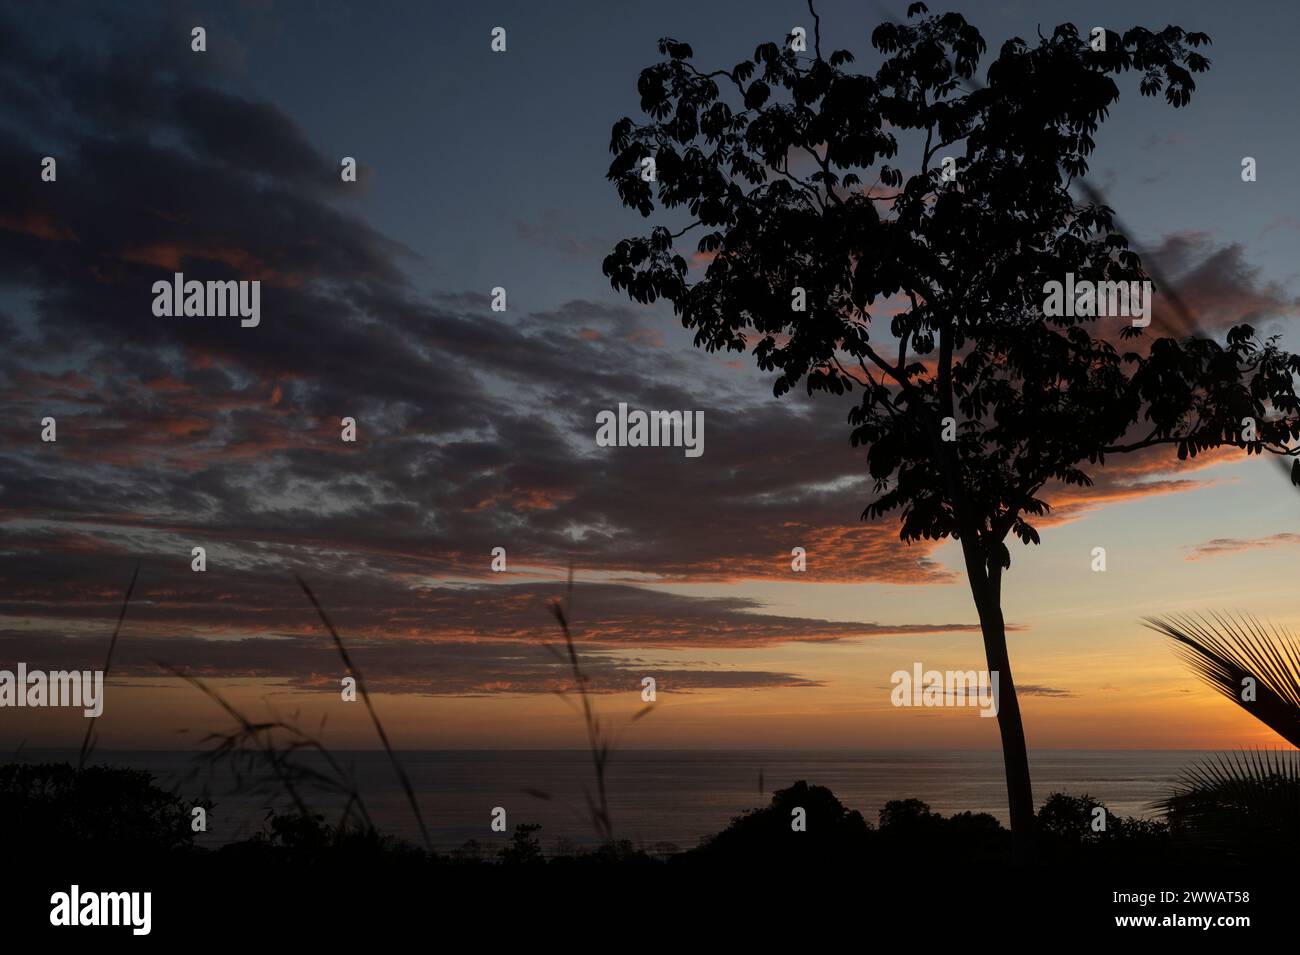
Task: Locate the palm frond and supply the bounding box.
[1144,612,1300,747]
[1153,749,1300,858]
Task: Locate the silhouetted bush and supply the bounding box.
[216,809,427,866]
[1036,792,1173,863]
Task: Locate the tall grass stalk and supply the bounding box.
[542,567,652,845]
[296,574,432,852]
[79,561,141,769]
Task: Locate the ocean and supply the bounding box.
[12,749,1215,852]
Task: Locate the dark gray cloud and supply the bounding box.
[0,628,827,696]
[0,7,954,599]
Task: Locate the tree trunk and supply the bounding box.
[960,538,1037,863]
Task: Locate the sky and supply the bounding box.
[1,0,1298,753]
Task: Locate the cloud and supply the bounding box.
[515,211,614,260]
[0,628,827,696]
[1028,443,1232,531]
[0,515,990,693]
[1145,232,1300,338]
[0,542,991,654]
[0,9,1285,708]
[1016,685,1074,698]
[1184,532,1300,561]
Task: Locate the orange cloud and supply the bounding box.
[0,211,78,242]
[1033,444,1234,529]
[119,242,304,286]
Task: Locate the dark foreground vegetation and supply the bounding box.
[7,760,1292,940]
[3,762,1292,869]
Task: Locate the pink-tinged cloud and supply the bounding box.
[1185,532,1300,561]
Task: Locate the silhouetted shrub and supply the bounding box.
[216,809,427,866]
[500,823,545,865]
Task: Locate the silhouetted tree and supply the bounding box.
[684,780,871,863]
[877,797,1007,861]
[604,3,1300,859]
[0,762,206,854]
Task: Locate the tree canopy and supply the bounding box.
[604,3,1300,567]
